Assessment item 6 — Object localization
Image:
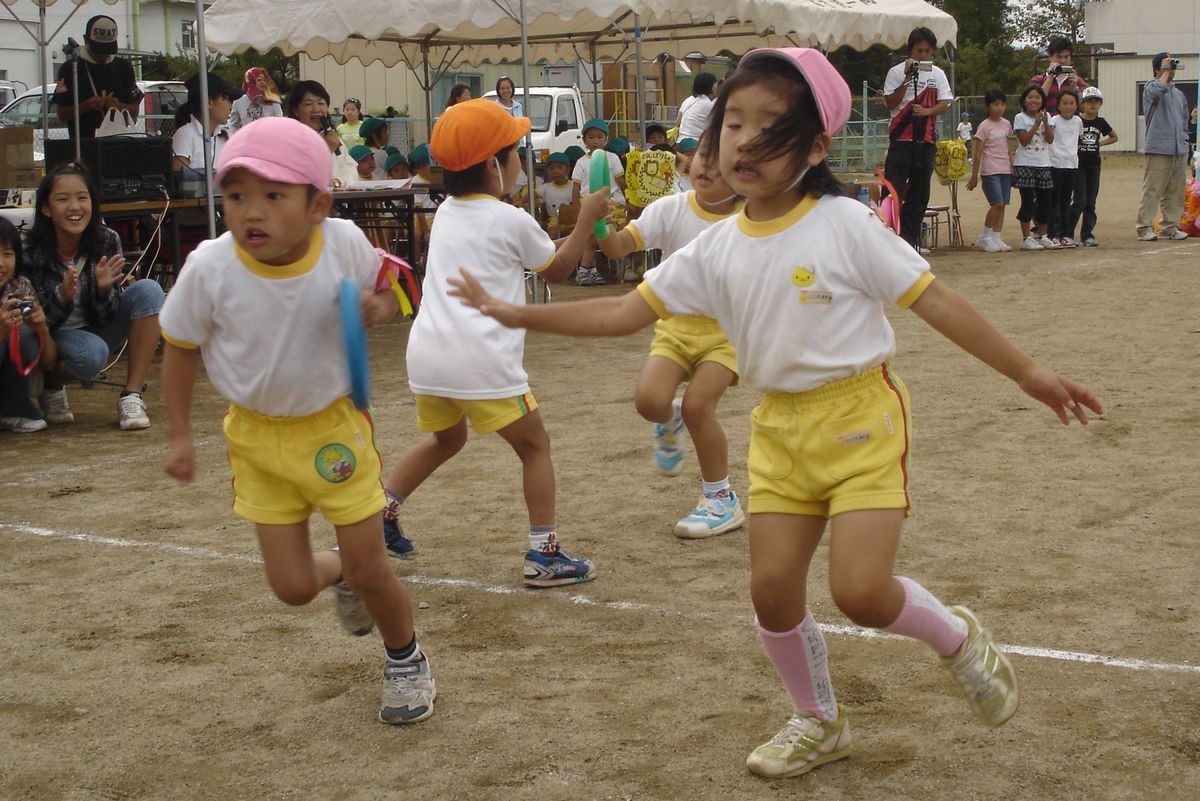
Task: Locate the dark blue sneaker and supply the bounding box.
[523,547,596,588]
[383,496,416,559]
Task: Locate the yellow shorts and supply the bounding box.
[748,364,912,518]
[223,397,385,526]
[650,315,739,380]
[415,392,538,434]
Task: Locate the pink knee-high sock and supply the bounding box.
[755,612,838,721]
[882,576,969,657]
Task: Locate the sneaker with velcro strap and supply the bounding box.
[523,546,596,588]
[674,490,745,539]
[746,705,852,778]
[380,654,436,724]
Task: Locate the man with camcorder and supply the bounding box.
[883,26,953,250]
[1031,38,1089,116]
[1137,53,1190,241]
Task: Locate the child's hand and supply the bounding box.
[94,254,126,293]
[165,437,196,485]
[579,188,610,226]
[1,298,18,335]
[360,290,396,327]
[966,175,977,191]
[26,299,47,331]
[1017,365,1103,425]
[448,267,522,328]
[58,269,78,303]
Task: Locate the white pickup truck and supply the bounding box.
[481,85,587,160]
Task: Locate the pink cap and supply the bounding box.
[216,116,333,190]
[737,48,852,136]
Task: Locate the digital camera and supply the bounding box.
[1164,58,1185,71]
[15,299,35,318]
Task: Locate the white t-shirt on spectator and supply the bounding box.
[678,94,714,139]
[572,149,626,205]
[1013,111,1055,168]
[173,116,230,173]
[1048,114,1082,169]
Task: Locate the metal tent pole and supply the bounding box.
[634,14,645,145]
[518,0,545,302]
[195,0,215,238]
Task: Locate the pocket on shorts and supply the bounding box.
[749,405,795,481]
[820,406,904,481]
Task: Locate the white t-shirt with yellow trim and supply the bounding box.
[572,149,626,205]
[638,194,934,394]
[626,190,737,340]
[407,194,557,399]
[159,218,381,416]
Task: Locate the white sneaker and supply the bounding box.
[993,236,1011,252]
[1059,237,1079,248]
[380,654,436,724]
[1137,230,1159,241]
[0,416,48,433]
[39,388,75,424]
[622,267,640,282]
[117,393,151,430]
[1038,235,1060,250]
[1020,236,1044,251]
[1165,229,1189,240]
[973,233,990,250]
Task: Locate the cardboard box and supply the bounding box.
[0,168,40,190]
[0,127,36,169]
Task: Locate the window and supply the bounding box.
[181,21,195,51]
[556,96,578,133]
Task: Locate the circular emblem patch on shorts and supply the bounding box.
[315,444,356,483]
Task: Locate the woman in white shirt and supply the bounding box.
[494,76,523,117]
[675,72,718,140]
[172,71,241,182]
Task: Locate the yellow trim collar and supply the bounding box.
[736,195,819,238]
[235,226,323,279]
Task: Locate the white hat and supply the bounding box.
[1081,86,1103,102]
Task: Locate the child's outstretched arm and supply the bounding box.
[449,266,658,336]
[541,188,611,282]
[163,343,203,484]
[596,213,638,260]
[909,280,1102,425]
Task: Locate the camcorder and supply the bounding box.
[1163,58,1185,71]
[909,60,934,75]
[1051,64,1075,75]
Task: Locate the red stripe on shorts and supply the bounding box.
[879,363,910,506]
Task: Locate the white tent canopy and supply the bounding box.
[203,0,958,68]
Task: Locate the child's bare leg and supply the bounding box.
[255,520,342,605]
[633,355,688,424]
[681,362,736,483]
[826,509,906,628]
[984,203,1004,233]
[496,410,554,525]
[385,418,468,498]
[335,512,415,649]
[749,513,826,630]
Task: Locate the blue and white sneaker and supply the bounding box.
[652,399,686,476]
[523,547,597,588]
[674,490,746,539]
[383,495,416,559]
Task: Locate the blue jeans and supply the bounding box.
[0,323,43,418]
[54,279,163,380]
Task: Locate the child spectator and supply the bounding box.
[645,123,669,147]
[408,144,436,264]
[349,144,377,182]
[359,117,390,179]
[675,137,699,193]
[160,117,435,725]
[595,133,745,537]
[571,118,627,285]
[385,152,411,181]
[966,89,1014,252]
[957,111,972,143]
[1070,86,1117,246]
[380,99,610,586]
[449,47,1101,779]
[563,145,586,173]
[541,152,575,236]
[23,163,164,429]
[337,97,364,148]
[1,218,56,433]
[1013,86,1058,250]
[1048,88,1083,246]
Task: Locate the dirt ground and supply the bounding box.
[2,155,1198,801]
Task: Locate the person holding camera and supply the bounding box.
[1137,53,1191,241]
[1,218,56,433]
[883,27,953,251]
[52,15,143,140]
[1030,38,1088,117]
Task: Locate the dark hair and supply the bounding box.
[343,97,362,111]
[701,58,842,200]
[287,80,330,118]
[1056,88,1081,108]
[691,72,718,98]
[29,164,106,262]
[447,84,471,107]
[443,143,518,196]
[645,123,667,138]
[0,216,22,274]
[1019,84,1047,109]
[495,76,516,96]
[363,127,387,149]
[906,26,938,54]
[984,88,1007,105]
[649,143,674,152]
[1047,37,1073,57]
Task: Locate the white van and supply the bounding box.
[481,86,586,160]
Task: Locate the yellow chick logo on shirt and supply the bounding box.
[791,267,815,286]
[792,265,832,305]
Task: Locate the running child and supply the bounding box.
[448,48,1102,778]
[1070,86,1117,246]
[596,133,744,537]
[1013,85,1058,250]
[160,117,435,725]
[965,89,1013,252]
[1048,88,1082,246]
[570,118,627,285]
[381,99,610,587]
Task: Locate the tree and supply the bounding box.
[141,47,300,91]
[1006,0,1087,49]
[943,0,1011,47]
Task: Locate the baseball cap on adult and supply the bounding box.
[736,48,852,136]
[431,99,530,171]
[217,116,333,191]
[85,15,119,56]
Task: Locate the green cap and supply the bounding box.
[564,145,586,165]
[385,152,409,172]
[408,143,430,166]
[382,145,401,156]
[359,117,386,138]
[604,136,630,155]
[348,144,374,163]
[582,117,609,136]
[546,151,570,166]
[676,137,699,153]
